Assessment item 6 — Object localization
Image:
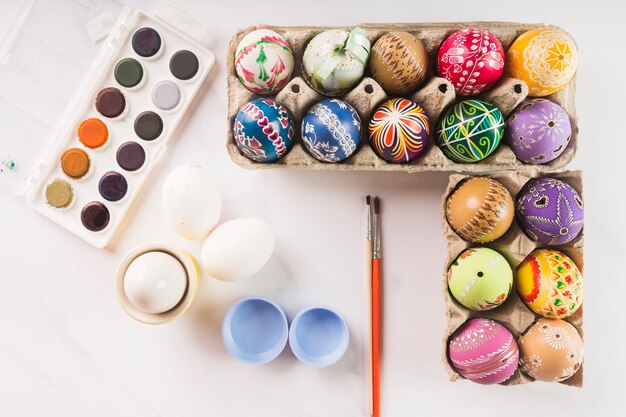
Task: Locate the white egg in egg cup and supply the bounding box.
[116,242,200,324]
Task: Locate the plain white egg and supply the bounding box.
[162,164,221,240]
[201,218,275,281]
[123,251,188,314]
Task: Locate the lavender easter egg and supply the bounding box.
[233,98,295,163]
[516,177,584,245]
[301,99,362,163]
[448,318,519,384]
[234,29,294,95]
[506,99,572,164]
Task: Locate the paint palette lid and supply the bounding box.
[0,0,210,196]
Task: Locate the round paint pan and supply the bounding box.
[222,297,288,364]
[44,178,75,210]
[116,243,200,325]
[151,80,182,112]
[134,111,164,141]
[116,141,146,172]
[289,307,349,367]
[95,87,128,120]
[60,147,93,181]
[114,58,145,90]
[131,27,164,60]
[169,50,199,81]
[77,118,109,150]
[80,201,111,232]
[98,171,129,203]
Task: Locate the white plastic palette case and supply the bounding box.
[0,0,215,248]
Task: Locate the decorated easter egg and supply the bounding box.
[519,318,583,382]
[516,177,583,245]
[446,177,514,243]
[233,98,295,163]
[368,98,430,163]
[437,28,505,96]
[369,31,429,96]
[517,248,583,319]
[448,318,519,384]
[302,28,371,96]
[506,99,572,164]
[436,100,504,163]
[301,99,362,162]
[448,247,513,311]
[234,29,294,95]
[506,28,578,97]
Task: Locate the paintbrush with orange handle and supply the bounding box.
[365,196,374,416]
[372,196,381,417]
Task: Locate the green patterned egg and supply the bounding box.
[436,100,504,163]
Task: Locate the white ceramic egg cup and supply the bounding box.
[116,242,200,324]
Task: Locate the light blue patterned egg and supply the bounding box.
[301,99,362,163]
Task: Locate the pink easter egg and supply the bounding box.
[448,318,519,384]
[437,28,505,96]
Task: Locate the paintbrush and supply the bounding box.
[365,196,374,416]
[372,196,381,417]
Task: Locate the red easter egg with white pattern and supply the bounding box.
[437,28,505,96]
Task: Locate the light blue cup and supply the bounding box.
[289,307,349,367]
[222,297,289,365]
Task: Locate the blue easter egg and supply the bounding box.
[233,98,295,162]
[301,99,362,162]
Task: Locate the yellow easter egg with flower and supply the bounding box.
[506,28,577,97]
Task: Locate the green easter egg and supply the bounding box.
[447,247,513,311]
[436,100,504,163]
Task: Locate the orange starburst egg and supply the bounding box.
[506,28,578,97]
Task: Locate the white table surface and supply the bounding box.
[1,0,624,416]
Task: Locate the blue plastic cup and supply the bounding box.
[222,297,289,364]
[289,307,349,367]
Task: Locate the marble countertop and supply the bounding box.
[0,0,623,416]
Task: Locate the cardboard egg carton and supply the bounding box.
[226,23,578,173]
[441,170,584,387]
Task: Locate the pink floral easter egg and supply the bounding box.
[235,29,294,95]
[448,318,519,384]
[437,28,505,96]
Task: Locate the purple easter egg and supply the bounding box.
[448,318,519,385]
[516,177,584,245]
[506,99,571,164]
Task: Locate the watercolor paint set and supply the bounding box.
[0,2,214,247]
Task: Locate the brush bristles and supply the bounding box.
[374,196,380,214]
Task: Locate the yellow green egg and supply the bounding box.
[448,247,513,311]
